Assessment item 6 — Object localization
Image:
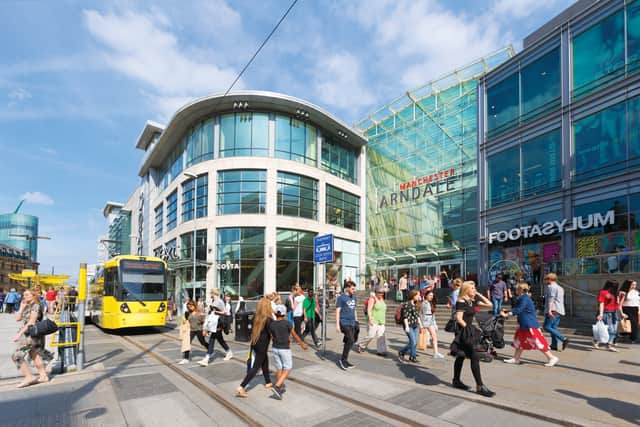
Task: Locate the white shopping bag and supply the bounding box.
[592,320,609,344]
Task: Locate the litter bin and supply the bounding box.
[235,311,255,342]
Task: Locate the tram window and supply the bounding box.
[103,268,117,296]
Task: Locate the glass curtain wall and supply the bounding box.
[321,137,357,183]
[275,115,317,165]
[276,229,315,291]
[154,204,163,239]
[326,185,360,230]
[276,172,318,219]
[180,230,207,283]
[217,227,265,298]
[573,2,640,99]
[487,129,561,207]
[166,191,178,231]
[186,119,214,166]
[219,113,269,158]
[182,174,208,222]
[217,170,266,215]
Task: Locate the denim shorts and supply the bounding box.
[272,348,292,370]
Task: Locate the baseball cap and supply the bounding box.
[274,304,287,316]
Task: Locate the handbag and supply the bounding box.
[26,319,58,337]
[445,316,459,333]
[618,318,632,334]
[417,329,428,351]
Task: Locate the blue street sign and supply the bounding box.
[314,234,334,264]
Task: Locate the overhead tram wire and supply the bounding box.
[223,0,300,97]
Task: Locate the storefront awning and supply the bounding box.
[167,259,211,270]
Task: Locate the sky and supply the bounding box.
[0,0,575,280]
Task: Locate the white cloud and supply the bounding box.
[22,191,54,206]
[7,87,32,107]
[312,52,375,111]
[83,8,241,119]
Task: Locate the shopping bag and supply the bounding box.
[618,318,631,334]
[592,320,609,344]
[396,290,403,302]
[417,330,428,351]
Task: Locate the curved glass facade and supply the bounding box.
[220,113,269,158]
[217,170,267,215]
[0,213,39,262]
[276,172,318,219]
[326,185,360,231]
[275,115,317,165]
[217,227,265,298]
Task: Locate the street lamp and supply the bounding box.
[184,171,198,302]
[9,233,50,286]
[99,238,120,259]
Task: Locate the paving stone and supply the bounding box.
[111,373,178,401]
[314,411,395,427]
[387,387,461,417]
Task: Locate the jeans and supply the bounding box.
[543,314,566,349]
[400,326,419,358]
[206,330,229,357]
[340,323,359,362]
[302,317,319,345]
[602,311,618,343]
[491,297,503,316]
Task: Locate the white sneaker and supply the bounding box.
[503,358,520,364]
[178,359,189,365]
[608,345,619,353]
[544,356,559,367]
[433,353,445,359]
[198,357,210,366]
[593,341,600,349]
[224,350,234,361]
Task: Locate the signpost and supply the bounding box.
[314,234,334,354]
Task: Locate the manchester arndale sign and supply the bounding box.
[488,210,615,244]
[379,168,457,209]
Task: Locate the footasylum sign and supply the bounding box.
[488,210,615,244]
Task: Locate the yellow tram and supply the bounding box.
[88,255,168,329]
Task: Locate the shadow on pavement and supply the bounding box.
[85,349,124,368]
[396,361,444,386]
[619,359,640,367]
[556,389,640,425]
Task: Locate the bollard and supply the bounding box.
[77,263,87,370]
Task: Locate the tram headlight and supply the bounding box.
[157,302,166,312]
[120,303,131,313]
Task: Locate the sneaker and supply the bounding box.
[224,351,234,361]
[235,387,249,398]
[503,358,521,364]
[198,358,209,367]
[356,345,365,353]
[544,356,559,367]
[409,356,419,363]
[433,353,445,359]
[593,341,600,349]
[376,352,387,357]
[178,359,189,365]
[398,351,406,362]
[452,379,470,390]
[338,360,348,371]
[345,361,356,369]
[562,339,570,351]
[608,345,619,353]
[477,385,495,398]
[271,385,283,400]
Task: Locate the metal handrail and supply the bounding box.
[557,279,597,298]
[553,249,640,276]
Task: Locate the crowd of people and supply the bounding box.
[0,285,78,315]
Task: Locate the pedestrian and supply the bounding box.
[196,296,206,312]
[357,287,387,356]
[0,288,4,313]
[199,289,233,366]
[5,288,19,314]
[236,298,274,397]
[178,300,208,364]
[448,278,462,313]
[269,304,308,399]
[440,268,449,289]
[167,297,176,321]
[301,288,320,347]
[487,275,508,316]
[285,285,298,325]
[292,285,306,340]
[542,273,569,351]
[596,280,626,351]
[421,290,444,359]
[11,289,51,388]
[450,281,495,397]
[45,287,56,314]
[399,273,408,302]
[56,287,66,311]
[619,280,638,343]
[336,280,359,370]
[503,283,559,367]
[67,286,78,312]
[398,290,423,363]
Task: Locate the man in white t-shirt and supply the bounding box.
[292,285,306,341]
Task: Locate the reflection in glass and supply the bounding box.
[522,130,561,197]
[322,137,357,183]
[326,185,360,231]
[275,115,317,166]
[487,73,519,132]
[166,191,178,231]
[276,229,316,292]
[216,227,265,298]
[488,146,520,207]
[219,113,270,158]
[521,48,560,120]
[218,170,266,215]
[276,172,318,219]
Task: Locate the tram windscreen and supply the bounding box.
[119,260,166,301]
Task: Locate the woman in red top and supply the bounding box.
[596,280,627,351]
[45,287,56,314]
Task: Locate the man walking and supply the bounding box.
[399,273,408,302]
[336,280,358,370]
[543,273,569,351]
[302,288,320,347]
[487,275,508,316]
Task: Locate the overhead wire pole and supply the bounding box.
[223,0,300,96]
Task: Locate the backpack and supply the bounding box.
[395,304,404,325]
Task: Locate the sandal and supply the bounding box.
[16,378,39,389]
[264,383,273,388]
[38,376,50,384]
[235,387,249,398]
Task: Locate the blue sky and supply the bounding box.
[0,0,574,280]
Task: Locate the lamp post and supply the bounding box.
[99,238,120,259]
[184,171,198,302]
[9,233,50,286]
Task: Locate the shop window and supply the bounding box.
[216,227,264,298]
[276,229,315,292]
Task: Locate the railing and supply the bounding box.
[557,279,597,319]
[550,250,640,276]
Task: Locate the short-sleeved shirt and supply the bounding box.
[269,319,292,349]
[598,290,618,312]
[303,297,316,319]
[293,294,305,317]
[402,302,420,328]
[45,290,56,302]
[546,282,565,315]
[253,318,272,353]
[337,293,356,326]
[489,281,507,299]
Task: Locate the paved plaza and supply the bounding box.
[1,313,638,427]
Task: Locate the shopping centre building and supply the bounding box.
[111,91,365,302]
[355,49,514,285]
[478,0,640,290]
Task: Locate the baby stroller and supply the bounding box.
[475,311,505,362]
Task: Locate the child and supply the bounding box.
[269,304,307,399]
